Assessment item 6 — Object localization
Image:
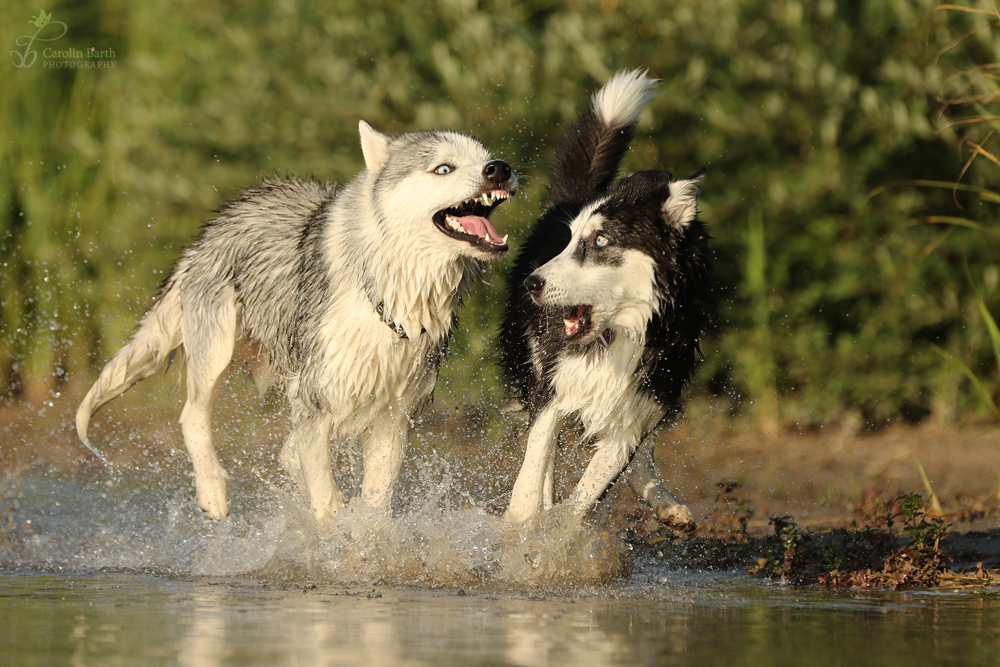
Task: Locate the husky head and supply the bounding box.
[358,121,518,260]
[524,170,707,346]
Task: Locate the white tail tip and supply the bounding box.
[592,68,658,128]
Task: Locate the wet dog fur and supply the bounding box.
[77,121,517,522]
[500,70,711,530]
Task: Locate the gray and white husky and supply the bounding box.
[500,70,710,529]
[77,121,517,522]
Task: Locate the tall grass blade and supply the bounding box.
[935,4,1000,17]
[914,456,944,515]
[865,179,1000,205]
[930,344,1000,420]
[977,295,1000,372]
[918,216,992,232]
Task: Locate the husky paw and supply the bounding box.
[195,468,230,519]
[311,500,344,528]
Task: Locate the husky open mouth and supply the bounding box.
[433,189,511,253]
[563,304,593,339]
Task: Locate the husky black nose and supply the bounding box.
[484,160,512,185]
[524,273,544,297]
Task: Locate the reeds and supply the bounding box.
[919,3,1000,420]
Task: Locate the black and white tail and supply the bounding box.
[75,277,185,462]
[545,69,657,209]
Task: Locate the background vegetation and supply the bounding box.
[2,0,999,430]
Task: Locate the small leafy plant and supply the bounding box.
[748,493,950,589]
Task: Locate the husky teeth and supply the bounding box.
[502,234,508,244]
[445,214,463,232]
[465,190,511,208]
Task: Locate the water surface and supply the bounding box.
[3,469,999,666]
[3,570,999,666]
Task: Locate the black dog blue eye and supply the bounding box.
[434,165,453,175]
[595,234,609,247]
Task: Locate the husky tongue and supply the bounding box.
[563,305,590,338]
[456,215,505,245]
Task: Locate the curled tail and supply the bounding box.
[546,68,658,209]
[76,277,184,462]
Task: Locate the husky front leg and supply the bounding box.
[624,440,695,530]
[502,403,561,524]
[359,410,409,512]
[289,409,341,522]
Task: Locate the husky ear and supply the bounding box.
[662,169,705,229]
[359,120,391,172]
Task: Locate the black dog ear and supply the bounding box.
[661,169,705,229]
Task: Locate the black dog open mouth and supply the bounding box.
[563,304,593,339]
[432,189,511,252]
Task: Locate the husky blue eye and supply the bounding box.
[434,164,453,175]
[595,233,609,247]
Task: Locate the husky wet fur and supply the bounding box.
[500,70,710,529]
[76,121,517,522]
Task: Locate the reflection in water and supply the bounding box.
[4,573,999,667]
[177,597,227,667]
[168,585,656,667]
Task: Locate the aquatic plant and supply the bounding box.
[748,492,952,589]
[939,560,995,588]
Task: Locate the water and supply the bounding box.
[3,571,999,666]
[3,471,1000,665]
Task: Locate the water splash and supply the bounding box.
[2,468,630,592]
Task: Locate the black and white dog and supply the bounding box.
[500,70,711,529]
